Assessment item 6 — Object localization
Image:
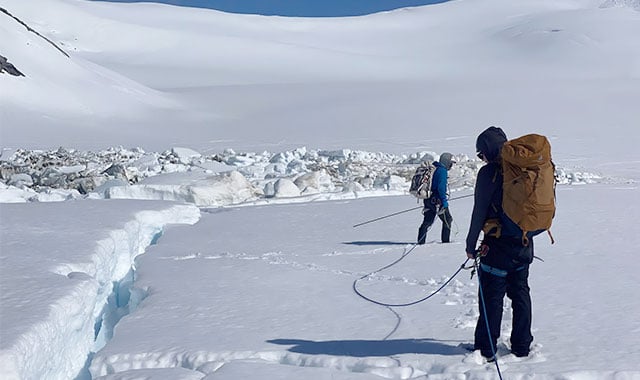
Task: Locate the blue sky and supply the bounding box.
[90,0,449,17]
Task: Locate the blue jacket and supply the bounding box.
[430,161,449,208]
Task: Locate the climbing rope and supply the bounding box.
[474,258,504,379]
[352,242,471,308]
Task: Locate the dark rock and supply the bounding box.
[0,54,24,77]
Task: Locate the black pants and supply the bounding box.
[417,204,452,244]
[474,265,533,357]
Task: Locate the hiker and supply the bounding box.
[465,126,534,360]
[417,152,455,245]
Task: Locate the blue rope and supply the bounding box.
[475,259,504,379]
[351,225,470,342]
[352,243,470,307]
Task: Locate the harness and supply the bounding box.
[480,262,526,277]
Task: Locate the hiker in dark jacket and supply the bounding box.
[465,126,534,360]
[417,152,455,244]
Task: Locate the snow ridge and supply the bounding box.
[600,0,640,10]
[0,146,604,205]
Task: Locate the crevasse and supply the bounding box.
[0,204,200,380]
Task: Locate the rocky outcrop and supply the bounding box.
[0,54,24,76]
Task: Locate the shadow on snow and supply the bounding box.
[267,338,466,357]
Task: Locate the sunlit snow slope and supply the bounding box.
[1,0,639,181]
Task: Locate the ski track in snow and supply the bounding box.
[139,247,512,379]
[158,248,458,287]
[93,348,432,379]
[111,237,580,379]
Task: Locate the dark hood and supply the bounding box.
[476,126,507,162]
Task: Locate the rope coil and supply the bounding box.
[352,243,470,307]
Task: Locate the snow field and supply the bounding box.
[85,185,640,379]
[3,182,638,379]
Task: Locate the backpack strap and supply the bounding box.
[521,229,555,246]
[491,164,500,183]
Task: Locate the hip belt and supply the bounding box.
[480,263,525,278]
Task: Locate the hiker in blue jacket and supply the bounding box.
[465,126,534,361]
[417,152,455,245]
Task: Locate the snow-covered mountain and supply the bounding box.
[2,0,639,179]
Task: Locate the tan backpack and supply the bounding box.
[501,134,556,246]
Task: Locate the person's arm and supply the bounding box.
[465,165,499,254]
[435,168,449,208]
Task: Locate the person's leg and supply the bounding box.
[474,269,507,358]
[507,267,533,356]
[418,206,436,244]
[438,208,453,243]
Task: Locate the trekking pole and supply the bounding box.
[352,193,474,228]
